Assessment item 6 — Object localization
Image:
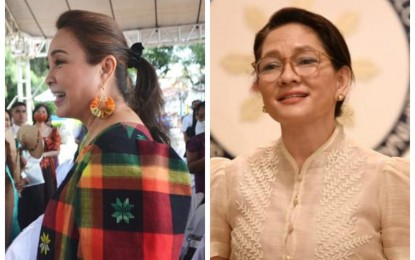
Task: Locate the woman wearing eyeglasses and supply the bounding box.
[210,7,409,260]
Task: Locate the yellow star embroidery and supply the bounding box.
[39,232,51,255]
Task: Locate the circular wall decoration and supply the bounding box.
[210,0,410,158]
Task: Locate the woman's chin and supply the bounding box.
[271,112,313,126]
[55,108,68,118]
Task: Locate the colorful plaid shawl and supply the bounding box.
[37,123,192,259]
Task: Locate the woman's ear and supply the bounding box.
[336,66,352,96]
[100,55,117,85]
[250,81,260,93]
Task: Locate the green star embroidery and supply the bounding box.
[136,133,147,140]
[39,232,51,255]
[111,198,135,224]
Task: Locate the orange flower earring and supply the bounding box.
[90,94,115,119]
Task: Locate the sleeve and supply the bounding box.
[210,157,232,258]
[181,115,191,132]
[379,157,409,259]
[191,235,205,260]
[186,135,200,153]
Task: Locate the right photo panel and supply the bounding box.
[210,0,409,259]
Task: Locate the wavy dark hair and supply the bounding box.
[56,10,169,144]
[253,7,354,118]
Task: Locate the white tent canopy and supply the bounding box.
[6,0,205,57]
[34,89,55,103]
[6,0,205,38]
[5,0,205,113]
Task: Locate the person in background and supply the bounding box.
[9,102,28,138]
[17,107,51,231]
[181,99,202,144]
[32,103,61,205]
[210,7,409,259]
[186,101,205,194]
[5,109,21,248]
[38,9,191,259]
[182,102,205,260]
[6,109,12,130]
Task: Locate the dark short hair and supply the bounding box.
[192,100,202,106]
[253,7,353,117]
[194,101,205,114]
[11,101,26,110]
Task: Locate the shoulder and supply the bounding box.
[344,137,409,180]
[211,157,232,176]
[94,122,186,166]
[183,113,192,120]
[211,141,278,179]
[51,127,60,135]
[94,123,150,152]
[182,114,193,124]
[181,114,193,131]
[380,157,409,180]
[187,133,204,147]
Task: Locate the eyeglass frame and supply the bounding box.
[251,49,335,82]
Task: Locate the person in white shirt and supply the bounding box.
[181,99,201,143]
[10,102,28,138]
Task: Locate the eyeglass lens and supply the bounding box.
[256,50,321,82]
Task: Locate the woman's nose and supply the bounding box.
[278,61,300,85]
[45,70,54,87]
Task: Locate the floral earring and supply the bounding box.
[90,90,115,119]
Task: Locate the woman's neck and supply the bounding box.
[281,119,337,171]
[35,122,47,128]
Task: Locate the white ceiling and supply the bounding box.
[6,0,205,38]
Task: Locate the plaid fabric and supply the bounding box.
[37,123,192,259]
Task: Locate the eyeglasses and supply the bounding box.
[252,50,332,82]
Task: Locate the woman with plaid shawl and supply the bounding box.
[37,10,192,259]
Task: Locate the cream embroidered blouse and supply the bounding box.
[210,125,409,260]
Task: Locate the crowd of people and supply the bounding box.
[5,101,61,248]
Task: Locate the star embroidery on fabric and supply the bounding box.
[136,133,147,140]
[39,232,51,255]
[111,198,135,224]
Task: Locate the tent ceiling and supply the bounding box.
[6,0,205,50]
[6,0,204,38]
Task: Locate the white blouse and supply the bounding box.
[210,125,409,260]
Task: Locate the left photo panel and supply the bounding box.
[5,1,205,259]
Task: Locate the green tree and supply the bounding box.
[142,43,205,83]
[5,48,18,106]
[143,46,176,76]
[30,57,49,96]
[5,49,49,107]
[176,43,205,92]
[181,43,205,69]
